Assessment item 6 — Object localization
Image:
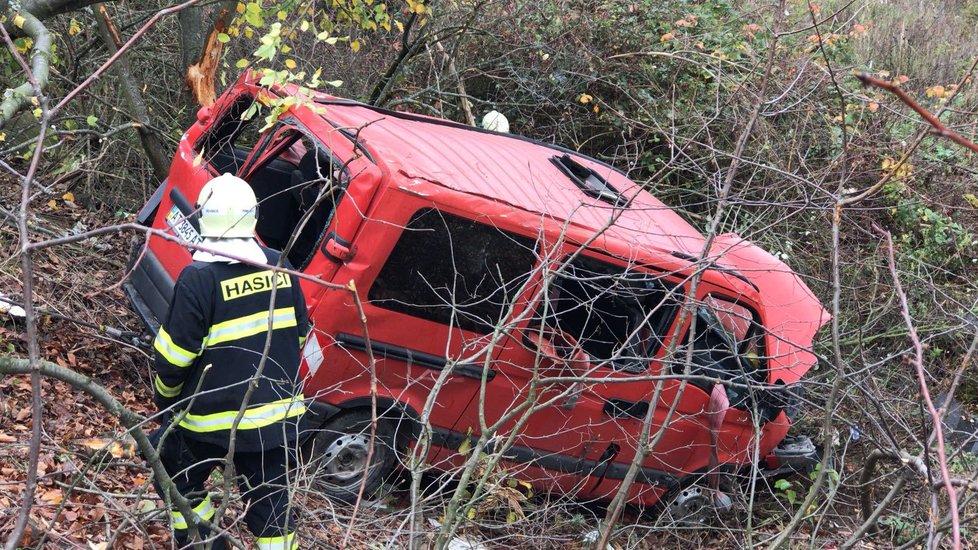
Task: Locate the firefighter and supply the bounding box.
[151,173,309,549]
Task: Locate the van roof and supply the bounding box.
[304,95,710,260]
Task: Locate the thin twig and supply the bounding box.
[874,223,961,549]
[856,73,978,155]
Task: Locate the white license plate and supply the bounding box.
[165,205,203,247]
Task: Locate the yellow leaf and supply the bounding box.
[467,508,476,519]
[245,26,254,38]
[13,13,25,29]
[277,11,287,20]
[926,85,945,98]
[193,150,204,168]
[660,32,675,42]
[964,193,978,208]
[457,438,471,455]
[593,104,599,113]
[236,2,246,14]
[579,93,592,104]
[285,58,297,69]
[0,132,6,142]
[351,39,360,53]
[47,200,59,211]
[68,19,81,36]
[63,192,75,203]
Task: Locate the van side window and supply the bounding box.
[368,209,537,334]
[540,256,682,373]
[678,296,766,407]
[243,125,349,269]
[196,96,263,175]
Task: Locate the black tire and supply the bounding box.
[308,409,399,503]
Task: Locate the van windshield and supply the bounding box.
[539,256,682,373]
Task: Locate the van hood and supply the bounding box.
[710,234,830,384]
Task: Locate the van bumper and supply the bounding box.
[122,237,174,335]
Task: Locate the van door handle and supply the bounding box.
[321,231,354,262]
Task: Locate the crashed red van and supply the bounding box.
[125,72,828,519]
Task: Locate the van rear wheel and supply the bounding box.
[308,409,398,503]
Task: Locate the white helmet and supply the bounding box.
[196,173,258,238]
[481,110,509,133]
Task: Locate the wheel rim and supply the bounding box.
[320,433,373,481]
[664,486,711,524]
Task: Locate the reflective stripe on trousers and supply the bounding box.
[256,531,298,550]
[170,495,215,530]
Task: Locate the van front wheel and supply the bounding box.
[308,409,398,503]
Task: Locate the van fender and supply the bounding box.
[306,396,422,448]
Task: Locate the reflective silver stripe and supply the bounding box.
[256,531,298,550]
[154,327,197,367]
[204,307,297,347]
[154,375,183,398]
[170,495,214,530]
[178,396,306,433]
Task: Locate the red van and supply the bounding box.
[125,72,828,519]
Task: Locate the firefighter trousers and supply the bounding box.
[152,428,298,549]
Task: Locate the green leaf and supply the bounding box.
[86,115,98,127]
[217,32,231,43]
[235,58,249,68]
[325,80,343,87]
[774,479,791,491]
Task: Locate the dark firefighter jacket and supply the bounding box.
[152,247,310,452]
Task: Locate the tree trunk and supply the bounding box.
[178,1,236,111]
[92,3,170,180]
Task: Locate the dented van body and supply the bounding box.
[125,72,828,510]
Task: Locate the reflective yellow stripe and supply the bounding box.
[298,334,306,348]
[203,307,297,347]
[170,495,215,530]
[177,395,306,433]
[154,375,183,398]
[154,327,198,367]
[256,531,298,550]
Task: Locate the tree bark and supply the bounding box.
[0,9,51,130]
[92,3,170,180]
[178,0,235,110]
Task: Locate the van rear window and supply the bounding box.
[368,209,537,334]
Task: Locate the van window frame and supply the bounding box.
[531,252,685,374]
[677,293,768,407]
[366,208,539,335]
